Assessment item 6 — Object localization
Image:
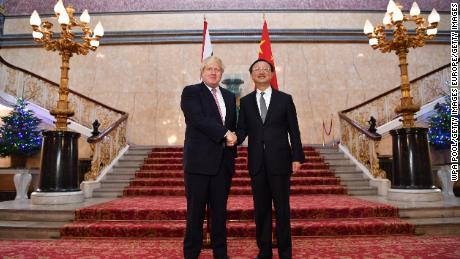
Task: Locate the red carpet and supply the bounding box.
[61,146,414,238]
[125,147,344,196]
[1,236,459,258]
[62,195,412,238]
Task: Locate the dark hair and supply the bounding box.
[249,59,275,73]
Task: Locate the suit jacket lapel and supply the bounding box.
[264,89,278,124]
[250,91,264,125]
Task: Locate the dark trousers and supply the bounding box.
[250,162,292,259]
[183,164,232,259]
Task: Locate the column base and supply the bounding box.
[387,188,443,202]
[31,191,84,205]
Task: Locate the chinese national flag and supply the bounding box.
[258,20,278,90]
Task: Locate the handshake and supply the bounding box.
[225,131,237,147]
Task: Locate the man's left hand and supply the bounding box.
[292,161,301,173]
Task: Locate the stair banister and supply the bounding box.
[0,56,128,181]
[338,64,450,178]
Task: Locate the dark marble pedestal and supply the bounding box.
[37,130,81,192]
[390,127,435,189]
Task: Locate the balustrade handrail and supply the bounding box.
[338,63,450,178]
[0,56,126,115]
[339,63,450,135]
[0,55,128,143]
[0,55,129,180]
[87,113,128,143]
[337,112,382,140]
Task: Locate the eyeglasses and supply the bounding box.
[252,68,271,72]
[204,67,222,73]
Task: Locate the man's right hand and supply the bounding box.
[226,131,237,146]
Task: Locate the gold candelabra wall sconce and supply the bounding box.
[363,0,440,128]
[30,0,104,131]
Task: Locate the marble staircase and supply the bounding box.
[313,145,377,196]
[92,146,152,198]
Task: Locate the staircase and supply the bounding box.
[61,146,414,238]
[0,205,74,239]
[93,145,376,197]
[315,145,378,195]
[92,146,153,198]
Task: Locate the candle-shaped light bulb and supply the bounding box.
[427,28,438,35]
[54,0,65,14]
[410,2,421,16]
[393,7,404,22]
[369,38,378,46]
[428,8,440,24]
[383,13,392,26]
[94,22,104,37]
[32,31,43,39]
[387,0,397,13]
[80,10,90,23]
[30,10,41,26]
[90,40,99,47]
[363,19,374,34]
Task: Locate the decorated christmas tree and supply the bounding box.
[0,98,42,157]
[428,99,451,149]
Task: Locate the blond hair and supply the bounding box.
[200,56,225,73]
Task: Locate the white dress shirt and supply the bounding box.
[205,84,226,124]
[256,86,272,116]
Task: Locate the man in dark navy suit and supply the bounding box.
[180,56,237,259]
[235,59,305,259]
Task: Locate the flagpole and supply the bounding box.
[201,14,212,248]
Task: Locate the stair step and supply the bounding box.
[134,170,335,179]
[100,182,131,189]
[0,209,75,222]
[329,165,358,171]
[320,153,346,159]
[116,161,144,167]
[61,217,414,238]
[128,177,340,187]
[334,171,367,180]
[104,176,134,181]
[92,190,123,198]
[407,217,460,225]
[399,206,460,218]
[324,160,354,166]
[408,217,460,235]
[340,179,370,187]
[139,163,329,171]
[119,156,148,161]
[123,185,347,196]
[317,149,341,154]
[0,220,66,239]
[347,187,378,196]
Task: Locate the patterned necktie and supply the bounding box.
[260,92,267,123]
[211,88,224,124]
